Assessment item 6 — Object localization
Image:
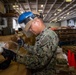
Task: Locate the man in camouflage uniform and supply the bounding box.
[1,11,59,75]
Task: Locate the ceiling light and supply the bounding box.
[52,18,57,21]
[16,8,19,10]
[57,9,62,12]
[61,16,63,18]
[65,0,72,2]
[59,19,61,20]
[38,10,42,12]
[43,15,44,17]
[15,5,19,7]
[54,13,57,15]
[20,11,24,14]
[67,12,70,15]
[58,18,62,21]
[13,5,19,8]
[13,5,16,8]
[41,5,43,7]
[64,17,66,19]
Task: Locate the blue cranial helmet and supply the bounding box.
[18,11,42,37]
[18,11,40,24]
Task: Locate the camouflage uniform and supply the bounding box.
[16,27,59,75]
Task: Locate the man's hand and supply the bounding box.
[1,48,16,61]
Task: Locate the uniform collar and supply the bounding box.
[36,27,48,40]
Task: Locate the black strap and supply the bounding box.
[0,59,11,70]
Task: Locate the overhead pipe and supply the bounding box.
[16,0,25,13]
[61,14,76,21]
[58,12,76,22]
[43,0,57,20]
[21,4,26,11]
[46,0,65,21]
[57,5,76,17]
[15,0,26,11]
[49,0,75,22]
[55,4,76,20]
[36,0,38,12]
[58,8,76,20]
[42,0,48,13]
[26,0,31,11]
[64,11,76,19]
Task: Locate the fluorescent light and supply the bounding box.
[20,11,24,13]
[60,19,61,20]
[54,13,57,15]
[52,18,57,21]
[43,15,44,17]
[38,10,42,11]
[66,0,72,2]
[41,5,43,7]
[67,12,70,15]
[57,9,62,12]
[13,5,15,8]
[13,5,19,8]
[64,17,66,19]
[61,16,63,18]
[16,8,19,10]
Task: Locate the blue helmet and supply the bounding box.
[18,11,36,24]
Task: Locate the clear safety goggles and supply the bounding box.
[19,23,33,37]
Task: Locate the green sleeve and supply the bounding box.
[16,36,58,69]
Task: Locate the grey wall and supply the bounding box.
[61,19,76,27]
[61,20,67,27]
[0,17,7,30]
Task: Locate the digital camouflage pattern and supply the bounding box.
[16,27,59,75]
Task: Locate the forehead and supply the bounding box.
[26,17,38,30]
